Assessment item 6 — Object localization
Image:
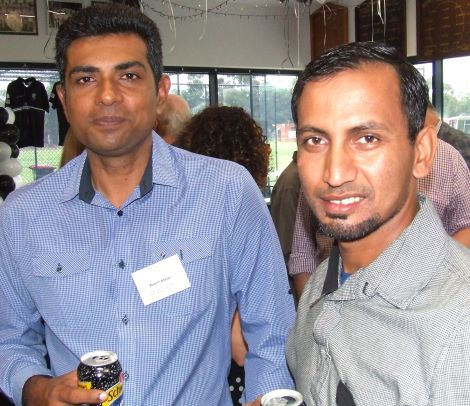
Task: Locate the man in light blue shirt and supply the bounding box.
[0,4,294,405]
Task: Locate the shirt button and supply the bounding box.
[123,371,129,381]
[56,264,62,273]
[122,315,129,325]
[117,210,123,217]
[118,260,125,269]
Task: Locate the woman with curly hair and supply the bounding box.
[177,105,271,188]
[177,105,271,405]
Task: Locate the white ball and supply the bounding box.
[0,158,22,177]
[0,142,11,162]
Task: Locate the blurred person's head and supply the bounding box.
[59,129,85,168]
[155,93,192,145]
[177,106,271,187]
[425,101,441,130]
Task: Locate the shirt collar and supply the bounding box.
[325,196,449,308]
[77,156,154,204]
[60,132,179,203]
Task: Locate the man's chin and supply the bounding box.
[318,215,382,242]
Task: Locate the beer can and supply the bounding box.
[261,389,304,406]
[77,350,124,406]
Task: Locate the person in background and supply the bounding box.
[177,105,272,405]
[289,113,470,299]
[427,102,470,168]
[270,150,300,266]
[154,92,192,145]
[177,105,271,188]
[287,41,470,405]
[0,5,294,405]
[59,128,84,167]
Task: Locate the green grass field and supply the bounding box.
[268,139,297,187]
[17,146,63,184]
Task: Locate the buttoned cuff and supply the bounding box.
[287,253,316,276]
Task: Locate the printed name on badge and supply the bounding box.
[131,255,191,305]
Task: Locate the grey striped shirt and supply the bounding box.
[287,198,470,405]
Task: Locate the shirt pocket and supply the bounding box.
[146,237,215,317]
[31,251,94,328]
[32,251,91,278]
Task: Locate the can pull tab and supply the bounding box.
[261,389,304,406]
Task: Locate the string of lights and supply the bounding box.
[142,0,293,20]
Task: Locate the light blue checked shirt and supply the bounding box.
[0,133,295,405]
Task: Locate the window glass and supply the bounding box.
[0,68,62,185]
[217,74,251,112]
[167,73,210,114]
[0,68,297,188]
[443,56,470,134]
[414,62,433,102]
[217,73,297,195]
[251,74,297,193]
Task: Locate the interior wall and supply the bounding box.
[0,0,421,69]
[0,1,310,70]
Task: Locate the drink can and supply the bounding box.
[261,389,304,406]
[77,350,124,406]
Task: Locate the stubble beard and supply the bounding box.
[318,212,384,242]
[310,183,410,243]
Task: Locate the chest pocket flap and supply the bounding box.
[32,251,91,278]
[156,237,213,265]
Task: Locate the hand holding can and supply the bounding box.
[77,350,124,406]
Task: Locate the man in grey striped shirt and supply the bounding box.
[287,41,470,405]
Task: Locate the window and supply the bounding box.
[217,74,251,112]
[0,68,61,184]
[414,62,433,102]
[443,56,470,134]
[1,66,298,187]
[217,72,298,192]
[251,74,297,190]
[167,72,210,113]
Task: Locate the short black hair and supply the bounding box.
[55,3,163,86]
[291,41,429,142]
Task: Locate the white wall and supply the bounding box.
[406,0,417,56]
[0,0,421,68]
[154,11,310,69]
[0,2,311,70]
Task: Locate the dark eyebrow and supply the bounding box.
[349,121,389,134]
[296,126,327,136]
[115,61,146,71]
[68,61,146,76]
[296,121,390,139]
[69,65,99,76]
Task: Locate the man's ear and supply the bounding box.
[56,83,70,122]
[156,74,170,115]
[413,124,437,179]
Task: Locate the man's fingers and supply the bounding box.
[57,386,106,404]
[48,372,106,405]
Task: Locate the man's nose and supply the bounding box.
[322,143,357,187]
[96,79,122,106]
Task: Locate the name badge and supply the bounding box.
[131,255,191,306]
